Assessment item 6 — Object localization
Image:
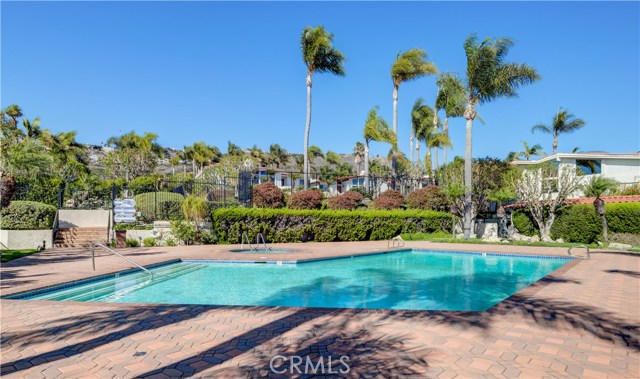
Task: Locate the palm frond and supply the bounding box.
[363,107,396,149]
[391,49,438,85]
[531,124,552,134]
[301,25,346,76]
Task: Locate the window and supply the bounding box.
[576,159,602,175]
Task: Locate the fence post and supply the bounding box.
[223,177,227,205]
[57,185,63,208]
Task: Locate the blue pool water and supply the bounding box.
[9,250,570,311]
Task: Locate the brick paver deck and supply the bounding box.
[1,241,639,378]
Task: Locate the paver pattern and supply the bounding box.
[1,241,639,378]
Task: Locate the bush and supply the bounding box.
[128,174,161,194]
[328,191,364,210]
[143,237,157,247]
[550,205,601,243]
[133,192,184,222]
[170,220,217,245]
[512,209,538,237]
[288,190,323,210]
[349,187,371,200]
[609,233,640,247]
[0,201,57,230]
[252,182,285,208]
[607,202,640,234]
[212,208,451,243]
[126,238,140,247]
[406,186,448,211]
[372,190,405,210]
[182,195,208,222]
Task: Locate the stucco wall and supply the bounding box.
[58,209,111,228]
[1,229,53,250]
[602,159,640,183]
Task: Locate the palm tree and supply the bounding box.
[325,150,341,165]
[582,176,618,242]
[301,25,345,189]
[42,130,89,184]
[411,98,434,166]
[363,107,396,190]
[0,139,53,207]
[391,49,438,142]
[518,140,544,160]
[532,108,586,155]
[461,33,540,239]
[22,117,42,139]
[353,142,364,174]
[435,73,465,165]
[307,145,324,173]
[226,141,243,157]
[269,144,288,168]
[424,127,452,174]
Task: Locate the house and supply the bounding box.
[512,152,640,196]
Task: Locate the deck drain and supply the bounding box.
[133,352,147,357]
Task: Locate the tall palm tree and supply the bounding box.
[532,108,586,155]
[42,130,89,184]
[353,142,364,174]
[363,107,396,190]
[411,98,434,166]
[424,127,452,174]
[391,49,438,139]
[461,33,540,239]
[435,73,465,165]
[517,140,544,160]
[22,117,42,139]
[582,176,618,241]
[301,25,345,189]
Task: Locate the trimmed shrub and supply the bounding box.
[0,201,57,230]
[212,208,451,243]
[288,189,323,210]
[128,174,161,194]
[406,186,448,211]
[252,182,285,208]
[372,190,404,210]
[550,204,602,243]
[607,202,640,234]
[512,209,538,237]
[328,191,364,210]
[133,192,184,221]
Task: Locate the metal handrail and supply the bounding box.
[256,233,270,251]
[93,243,154,279]
[387,236,405,248]
[241,232,255,251]
[568,245,590,260]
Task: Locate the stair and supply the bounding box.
[54,227,108,248]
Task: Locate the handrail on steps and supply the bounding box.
[92,243,154,279]
[241,232,255,251]
[568,245,590,260]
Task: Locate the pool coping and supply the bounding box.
[3,248,576,311]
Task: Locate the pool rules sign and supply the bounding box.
[113,199,137,223]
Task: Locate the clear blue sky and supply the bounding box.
[2,1,639,161]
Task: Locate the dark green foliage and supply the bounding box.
[125,238,140,247]
[113,223,153,230]
[512,209,538,237]
[606,202,640,234]
[288,189,323,210]
[212,208,451,244]
[252,182,285,208]
[328,191,364,210]
[170,220,217,245]
[0,200,57,230]
[143,237,157,247]
[128,174,161,195]
[349,186,371,200]
[371,190,404,210]
[406,186,448,211]
[133,192,184,222]
[550,205,601,243]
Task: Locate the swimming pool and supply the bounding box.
[6,250,571,311]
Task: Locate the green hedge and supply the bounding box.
[212,208,452,243]
[0,201,57,230]
[511,202,639,244]
[133,192,184,221]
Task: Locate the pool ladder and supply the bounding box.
[241,232,271,252]
[92,243,154,279]
[388,235,405,248]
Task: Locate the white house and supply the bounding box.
[512,152,640,194]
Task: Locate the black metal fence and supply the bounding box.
[13,172,438,222]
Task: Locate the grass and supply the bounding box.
[1,249,39,263]
[401,232,601,249]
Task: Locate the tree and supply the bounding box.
[226,141,243,157]
[424,125,452,173]
[353,142,364,174]
[582,176,618,241]
[42,130,89,184]
[512,163,582,241]
[325,150,341,165]
[249,145,268,167]
[435,73,465,165]
[301,25,345,189]
[532,108,586,155]
[517,140,544,160]
[391,49,438,144]
[411,98,435,166]
[363,107,396,190]
[461,33,540,239]
[185,142,221,175]
[104,131,163,181]
[269,144,288,168]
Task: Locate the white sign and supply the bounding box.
[114,198,137,223]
